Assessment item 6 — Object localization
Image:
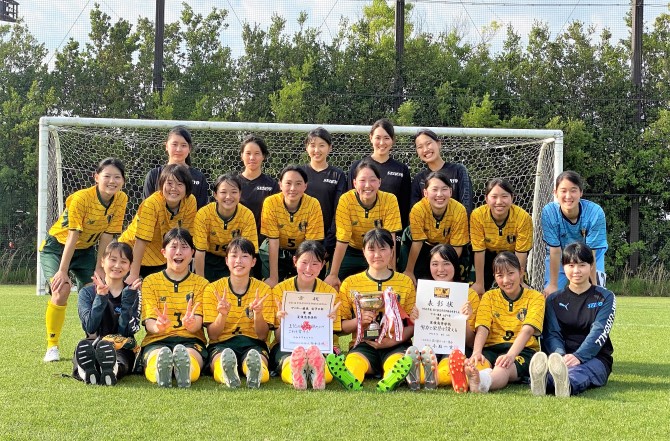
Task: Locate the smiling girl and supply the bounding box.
[120,164,197,284]
[470,179,533,295]
[40,158,128,362]
[74,242,141,385]
[143,126,210,209]
[193,174,258,282]
[541,171,607,296]
[260,165,324,288]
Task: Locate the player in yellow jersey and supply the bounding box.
[193,174,258,282]
[271,241,341,390]
[400,171,469,285]
[405,244,481,392]
[120,164,197,284]
[260,165,324,288]
[140,228,208,388]
[40,158,128,362]
[470,178,533,295]
[203,237,274,388]
[326,229,415,392]
[464,252,545,393]
[325,160,402,291]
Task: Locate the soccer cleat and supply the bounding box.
[529,352,549,396]
[245,349,263,389]
[548,353,570,398]
[74,340,98,385]
[290,346,308,390]
[326,354,362,391]
[220,348,241,388]
[376,355,413,392]
[172,344,191,388]
[448,349,468,394]
[305,345,326,391]
[404,346,421,391]
[156,347,173,388]
[43,346,60,363]
[94,340,118,386]
[420,346,439,390]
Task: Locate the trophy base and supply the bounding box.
[364,329,380,340]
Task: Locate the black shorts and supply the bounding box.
[348,341,412,376]
[208,335,269,366]
[482,343,536,380]
[269,344,292,374]
[204,252,229,283]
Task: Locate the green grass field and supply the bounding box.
[1,285,668,440]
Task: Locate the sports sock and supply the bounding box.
[189,355,200,383]
[478,368,493,393]
[45,302,67,348]
[145,352,159,383]
[382,353,403,378]
[281,359,293,384]
[242,358,270,383]
[212,356,224,383]
[324,360,333,384]
[344,353,368,383]
[437,358,452,386]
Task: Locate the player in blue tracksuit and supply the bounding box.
[530,242,615,397]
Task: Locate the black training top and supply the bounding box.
[410,162,473,215]
[301,164,347,250]
[238,173,279,234]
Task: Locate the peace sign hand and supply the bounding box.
[249,289,269,315]
[182,297,201,330]
[327,301,341,320]
[92,272,109,296]
[153,303,171,333]
[275,299,287,321]
[215,288,231,316]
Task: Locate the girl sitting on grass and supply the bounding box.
[405,244,479,392]
[74,242,141,386]
[139,228,208,388]
[271,240,341,390]
[464,252,545,393]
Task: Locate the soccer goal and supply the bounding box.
[37,117,563,295]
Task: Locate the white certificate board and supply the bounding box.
[280,291,334,353]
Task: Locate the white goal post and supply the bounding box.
[37,117,563,295]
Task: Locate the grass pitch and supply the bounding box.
[0,285,668,440]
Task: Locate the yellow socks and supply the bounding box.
[189,355,200,383]
[382,353,404,378]
[344,353,368,383]
[45,302,67,348]
[243,359,270,383]
[213,356,225,383]
[145,351,159,383]
[281,359,293,384]
[437,358,452,386]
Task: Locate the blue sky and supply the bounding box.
[14,0,670,63]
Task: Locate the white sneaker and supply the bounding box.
[548,353,570,398]
[529,352,548,396]
[43,346,60,362]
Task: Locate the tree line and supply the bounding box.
[2,0,670,277]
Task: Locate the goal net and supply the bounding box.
[37,117,563,294]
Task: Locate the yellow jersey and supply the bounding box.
[470,204,533,253]
[119,192,197,266]
[409,198,469,246]
[335,190,402,250]
[260,194,324,250]
[193,202,258,256]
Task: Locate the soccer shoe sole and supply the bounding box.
[326,354,362,391]
[529,352,549,396]
[376,355,413,392]
[290,346,308,390]
[220,348,241,388]
[94,340,118,386]
[548,353,570,398]
[156,347,173,388]
[245,349,263,389]
[404,346,421,391]
[74,341,98,385]
[305,345,326,390]
[420,346,439,390]
[448,349,468,394]
[172,344,191,388]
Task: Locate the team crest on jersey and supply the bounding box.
[231,229,241,238]
[442,227,451,237]
[245,307,254,319]
[507,235,516,244]
[186,292,193,302]
[374,219,384,229]
[210,231,217,236]
[493,311,500,318]
[87,219,96,225]
[352,221,358,226]
[298,221,308,232]
[516,308,527,322]
[160,297,167,302]
[107,214,113,223]
[278,224,285,229]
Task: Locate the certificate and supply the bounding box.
[413,280,469,355]
[280,291,334,353]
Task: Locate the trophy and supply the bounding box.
[355,291,385,341]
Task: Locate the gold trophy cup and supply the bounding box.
[356,291,385,340]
